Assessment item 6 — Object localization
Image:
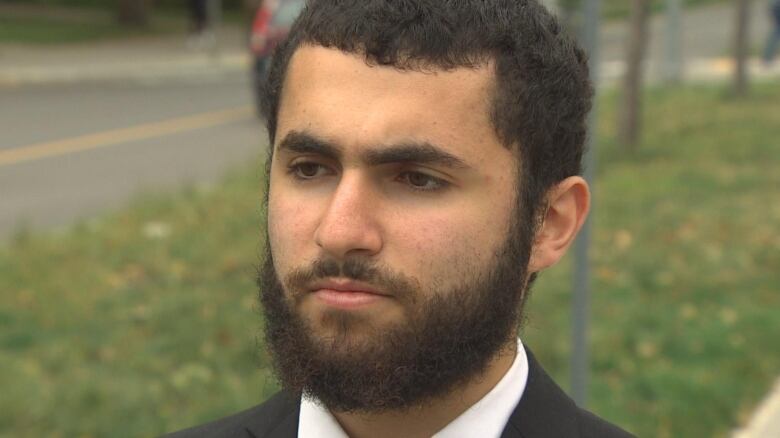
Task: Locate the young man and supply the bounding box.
[170,0,634,436]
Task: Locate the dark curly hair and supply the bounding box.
[261,0,592,230]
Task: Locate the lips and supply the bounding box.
[310,279,385,295]
[309,279,388,309]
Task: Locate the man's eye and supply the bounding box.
[289,162,330,179]
[399,172,448,192]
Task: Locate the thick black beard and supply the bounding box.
[258,208,534,414]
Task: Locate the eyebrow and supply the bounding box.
[277,130,470,170]
[363,142,470,169]
[276,130,342,160]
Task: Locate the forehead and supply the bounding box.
[275,45,510,165]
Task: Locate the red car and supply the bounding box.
[249,0,305,115]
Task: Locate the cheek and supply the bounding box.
[267,191,316,273]
[391,209,506,283]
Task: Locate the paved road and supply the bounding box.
[1,0,778,241]
[0,75,268,239]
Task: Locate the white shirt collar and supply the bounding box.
[298,338,529,438]
[298,395,347,438]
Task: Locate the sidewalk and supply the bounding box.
[0,23,250,87]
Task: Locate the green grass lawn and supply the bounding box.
[0,16,153,44]
[0,5,192,45]
[1,82,779,437]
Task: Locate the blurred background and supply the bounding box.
[0,0,778,436]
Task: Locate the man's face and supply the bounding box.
[261,45,532,410]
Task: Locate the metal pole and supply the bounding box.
[207,0,222,56]
[572,0,601,409]
[664,0,683,83]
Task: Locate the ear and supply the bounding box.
[528,176,590,274]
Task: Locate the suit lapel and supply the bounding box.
[245,391,301,438]
[260,408,299,438]
[501,349,580,438]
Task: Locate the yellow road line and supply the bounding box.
[0,105,254,167]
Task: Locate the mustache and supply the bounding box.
[284,257,418,303]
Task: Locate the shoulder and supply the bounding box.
[164,391,300,438]
[502,348,635,438]
[575,406,635,438]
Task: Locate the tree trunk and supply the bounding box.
[732,0,751,97]
[618,0,651,151]
[117,0,151,27]
[558,0,581,38]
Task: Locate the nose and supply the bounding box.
[314,171,383,260]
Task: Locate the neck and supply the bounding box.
[331,340,518,438]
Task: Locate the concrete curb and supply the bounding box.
[733,377,780,438]
[0,52,249,88]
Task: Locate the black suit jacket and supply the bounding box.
[166,350,634,437]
